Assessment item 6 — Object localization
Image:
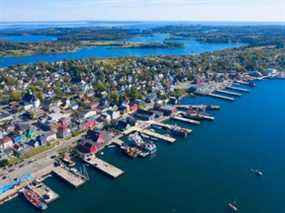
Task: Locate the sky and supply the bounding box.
[0,0,284,22]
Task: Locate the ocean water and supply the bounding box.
[0,36,242,67]
[0,35,57,43]
[1,79,285,213]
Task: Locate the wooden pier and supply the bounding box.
[208,93,235,101]
[216,89,242,97]
[53,166,86,188]
[32,183,59,204]
[227,86,249,93]
[171,115,201,125]
[85,156,124,178]
[150,121,192,134]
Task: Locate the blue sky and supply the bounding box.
[0,0,284,22]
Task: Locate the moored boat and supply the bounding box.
[22,187,48,211]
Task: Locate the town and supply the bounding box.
[0,39,284,209]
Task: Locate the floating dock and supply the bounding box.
[171,115,201,125]
[53,166,86,188]
[208,93,235,101]
[216,89,242,97]
[138,128,176,143]
[227,86,249,93]
[85,157,124,178]
[32,183,59,204]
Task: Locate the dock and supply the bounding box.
[235,80,249,85]
[227,86,249,93]
[208,93,235,101]
[150,121,192,134]
[53,166,86,188]
[32,183,59,204]
[216,89,242,97]
[171,115,201,125]
[138,128,176,143]
[112,139,124,146]
[85,156,124,178]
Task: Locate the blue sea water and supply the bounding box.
[1,79,285,213]
[0,36,242,67]
[0,35,57,43]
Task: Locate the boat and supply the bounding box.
[250,169,263,176]
[249,81,256,88]
[121,144,141,158]
[185,108,214,121]
[169,125,188,137]
[228,202,238,212]
[22,187,48,210]
[129,133,157,154]
[206,105,220,111]
[62,153,76,167]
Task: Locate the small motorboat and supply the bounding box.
[228,201,238,212]
[250,169,264,176]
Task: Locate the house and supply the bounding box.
[159,105,177,116]
[77,139,97,153]
[10,134,23,144]
[135,109,156,121]
[81,110,97,119]
[37,132,57,145]
[0,136,13,150]
[57,127,71,139]
[0,112,13,124]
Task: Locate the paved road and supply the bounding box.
[0,133,85,186]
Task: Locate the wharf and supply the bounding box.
[53,166,86,188]
[85,156,124,178]
[124,126,176,143]
[235,80,249,85]
[208,93,235,101]
[216,89,242,97]
[32,183,59,204]
[227,86,249,93]
[138,128,176,143]
[150,121,192,134]
[171,115,201,125]
[112,139,124,146]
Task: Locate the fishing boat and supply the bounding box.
[129,133,157,154]
[228,202,238,212]
[250,169,264,176]
[121,144,141,158]
[62,153,76,167]
[22,187,48,211]
[185,108,214,121]
[170,125,188,137]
